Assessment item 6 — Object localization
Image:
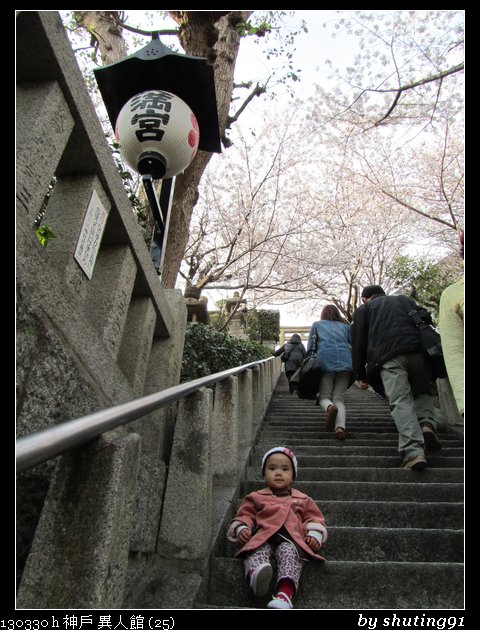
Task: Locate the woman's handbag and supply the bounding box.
[408,309,447,379]
[290,333,322,399]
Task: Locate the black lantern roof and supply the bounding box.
[94,37,221,154]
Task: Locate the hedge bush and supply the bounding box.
[180,322,272,383]
[243,308,280,343]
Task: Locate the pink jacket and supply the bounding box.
[227,487,328,561]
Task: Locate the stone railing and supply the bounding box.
[17,354,281,609]
[16,10,283,609]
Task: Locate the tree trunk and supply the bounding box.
[160,11,252,288]
[74,11,127,65]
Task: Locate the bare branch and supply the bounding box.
[374,90,402,127]
[439,123,461,230]
[373,63,464,95]
[372,64,464,126]
[374,185,457,230]
[226,82,267,129]
[119,23,179,37]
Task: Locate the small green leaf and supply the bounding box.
[35,225,56,248]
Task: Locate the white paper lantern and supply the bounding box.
[115,90,200,179]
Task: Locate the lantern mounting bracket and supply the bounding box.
[142,175,164,232]
[142,175,175,275]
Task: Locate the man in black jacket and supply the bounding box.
[351,285,442,470]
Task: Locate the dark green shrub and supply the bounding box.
[243,309,280,343]
[181,322,271,383]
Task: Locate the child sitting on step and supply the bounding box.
[227,446,327,609]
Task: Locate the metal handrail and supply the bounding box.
[16,356,275,473]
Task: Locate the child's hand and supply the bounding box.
[238,527,252,544]
[305,535,321,553]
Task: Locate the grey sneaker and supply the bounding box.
[401,454,427,470]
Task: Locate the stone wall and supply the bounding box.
[16,11,186,606]
[16,12,282,608]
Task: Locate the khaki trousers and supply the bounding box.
[380,353,436,461]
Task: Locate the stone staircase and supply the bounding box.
[198,373,464,609]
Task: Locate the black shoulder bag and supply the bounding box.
[408,309,447,379]
[290,333,322,399]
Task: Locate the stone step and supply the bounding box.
[267,399,389,408]
[215,502,463,557]
[319,500,464,529]
[253,443,464,457]
[242,480,464,501]
[265,413,394,422]
[263,421,441,430]
[267,405,390,410]
[249,454,464,469]
[266,415,389,425]
[205,557,465,609]
[258,433,461,446]
[223,526,463,563]
[246,466,464,482]
[264,422,394,429]
[269,396,388,402]
[226,499,464,531]
[261,426,460,438]
[321,526,463,562]
[237,492,463,521]
[200,372,464,610]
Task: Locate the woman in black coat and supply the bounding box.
[273,333,307,393]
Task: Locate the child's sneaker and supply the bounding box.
[249,563,273,597]
[267,592,293,609]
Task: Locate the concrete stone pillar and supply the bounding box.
[41,175,111,302]
[212,376,238,479]
[16,81,74,222]
[260,363,267,412]
[277,358,283,383]
[118,297,157,396]
[269,361,274,395]
[157,388,213,561]
[127,290,187,554]
[237,370,253,450]
[251,366,262,431]
[17,432,141,609]
[84,245,137,357]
